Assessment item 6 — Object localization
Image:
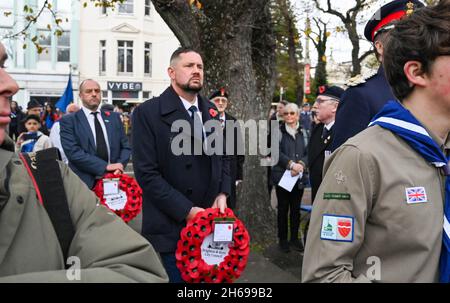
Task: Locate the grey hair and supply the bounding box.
[284,103,299,114]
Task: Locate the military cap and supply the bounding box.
[317,85,344,101]
[209,88,228,100]
[27,99,43,110]
[100,103,115,112]
[364,0,425,42]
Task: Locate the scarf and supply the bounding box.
[20,132,42,153]
[369,100,450,283]
[285,122,299,140]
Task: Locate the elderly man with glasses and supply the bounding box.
[307,86,344,203]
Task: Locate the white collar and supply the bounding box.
[180,95,199,112]
[325,120,335,130]
[81,105,100,117]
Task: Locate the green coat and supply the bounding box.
[0,137,168,282]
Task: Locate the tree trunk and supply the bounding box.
[152,0,277,247]
[347,21,361,76]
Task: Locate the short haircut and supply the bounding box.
[170,47,201,66]
[79,79,99,92]
[24,114,41,124]
[373,31,390,61]
[284,103,299,114]
[279,100,288,106]
[383,0,450,101]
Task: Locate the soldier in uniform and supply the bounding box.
[330,0,425,152]
[209,88,245,210]
[308,85,344,203]
[0,42,168,282]
[302,1,450,283]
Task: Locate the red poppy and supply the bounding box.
[209,108,218,118]
[92,173,143,223]
[104,111,111,117]
[319,85,326,94]
[176,208,250,283]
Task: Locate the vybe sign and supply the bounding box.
[107,81,142,92]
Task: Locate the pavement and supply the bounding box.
[125,162,311,283]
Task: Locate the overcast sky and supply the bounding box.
[292,0,394,66]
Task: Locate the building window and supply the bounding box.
[102,91,108,103]
[145,0,151,16]
[118,0,134,15]
[37,30,52,61]
[99,40,106,75]
[57,31,70,62]
[118,40,133,74]
[144,42,152,76]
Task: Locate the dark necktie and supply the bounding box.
[321,126,330,139]
[188,105,206,144]
[91,112,108,162]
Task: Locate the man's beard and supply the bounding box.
[180,81,202,93]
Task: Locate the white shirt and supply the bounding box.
[81,105,111,162]
[324,120,335,131]
[180,95,204,125]
[49,121,68,164]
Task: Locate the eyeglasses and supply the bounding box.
[213,98,228,104]
[283,112,296,116]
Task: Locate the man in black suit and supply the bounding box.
[308,86,344,203]
[210,88,244,210]
[60,80,131,189]
[132,47,231,283]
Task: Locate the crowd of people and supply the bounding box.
[0,0,448,283]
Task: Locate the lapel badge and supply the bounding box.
[334,170,347,185]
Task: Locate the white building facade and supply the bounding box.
[79,0,180,108]
[0,0,80,109]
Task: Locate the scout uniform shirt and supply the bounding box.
[302,125,449,283]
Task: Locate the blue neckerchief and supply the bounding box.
[369,100,450,283]
[20,132,41,153]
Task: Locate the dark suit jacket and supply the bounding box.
[308,123,333,202]
[223,112,245,209]
[60,110,131,189]
[331,66,396,152]
[132,86,231,253]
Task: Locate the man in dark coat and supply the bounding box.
[330,0,425,152]
[132,47,231,283]
[210,88,244,210]
[308,86,344,203]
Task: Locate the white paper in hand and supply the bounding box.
[278,170,302,192]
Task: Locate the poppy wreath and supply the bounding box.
[92,173,142,223]
[175,208,250,283]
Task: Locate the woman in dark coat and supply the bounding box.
[271,103,308,253]
[9,101,24,141]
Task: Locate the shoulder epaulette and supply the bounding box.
[346,69,378,87]
[363,69,378,81]
[346,74,365,87]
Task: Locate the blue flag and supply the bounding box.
[55,74,74,113]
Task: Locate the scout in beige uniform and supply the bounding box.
[0,42,168,282]
[302,126,449,282]
[302,1,450,283]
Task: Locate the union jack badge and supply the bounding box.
[405,187,428,204]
